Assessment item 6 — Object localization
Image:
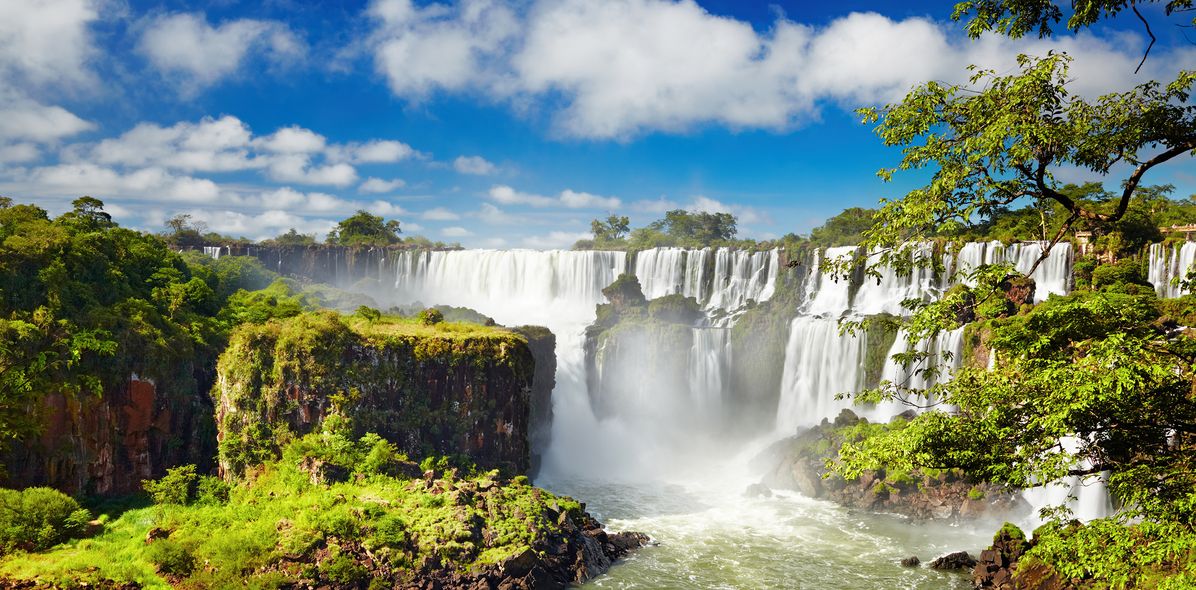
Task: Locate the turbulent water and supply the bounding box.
[348,242,1113,588]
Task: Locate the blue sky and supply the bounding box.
[2,0,1196,248]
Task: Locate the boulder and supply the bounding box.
[744,483,773,498]
[901,556,921,567]
[929,551,978,570]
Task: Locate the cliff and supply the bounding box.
[1,371,215,497]
[215,311,551,477]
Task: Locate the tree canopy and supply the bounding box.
[326,211,401,247]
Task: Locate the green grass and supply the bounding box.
[345,314,520,341]
[0,435,582,588]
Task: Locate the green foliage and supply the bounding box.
[952,0,1196,39]
[1019,519,1196,588]
[325,211,401,247]
[808,207,877,246]
[261,229,317,247]
[0,435,587,588]
[0,487,92,554]
[647,294,702,324]
[354,306,382,323]
[1090,258,1150,291]
[837,291,1196,526]
[417,308,444,326]
[143,465,199,506]
[0,198,241,463]
[146,539,195,576]
[589,215,631,249]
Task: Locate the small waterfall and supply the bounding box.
[1148,242,1196,298]
[802,246,856,316]
[853,243,942,316]
[203,246,223,260]
[688,327,729,412]
[1020,436,1114,526]
[880,327,965,392]
[775,317,910,433]
[634,248,691,300]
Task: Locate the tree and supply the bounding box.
[164,214,208,249]
[650,209,737,245]
[591,215,630,242]
[835,0,1196,546]
[265,228,317,247]
[60,196,113,230]
[326,211,401,247]
[808,207,877,246]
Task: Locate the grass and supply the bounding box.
[0,434,583,588]
[346,314,523,341]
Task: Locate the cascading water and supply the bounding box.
[1148,242,1196,298]
[345,241,1093,587]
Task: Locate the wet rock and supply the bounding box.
[744,482,773,498]
[901,556,921,567]
[929,551,978,570]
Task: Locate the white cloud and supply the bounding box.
[137,12,304,91]
[0,0,98,89]
[476,202,516,224]
[367,200,407,216]
[363,0,1196,139]
[0,96,94,144]
[442,226,472,237]
[359,177,407,193]
[345,140,418,163]
[453,154,497,175]
[0,143,39,164]
[254,126,326,154]
[488,184,621,208]
[367,0,519,96]
[27,163,222,203]
[521,230,590,249]
[560,189,620,209]
[479,237,507,247]
[89,115,254,172]
[422,207,460,220]
[265,155,357,187]
[404,222,425,232]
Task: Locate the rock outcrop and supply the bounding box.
[216,311,550,477]
[752,409,1030,521]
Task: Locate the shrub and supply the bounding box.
[196,476,232,505]
[1091,258,1150,290]
[354,306,381,322]
[147,539,196,576]
[418,308,444,325]
[144,465,198,505]
[0,487,92,553]
[647,294,702,324]
[967,487,985,501]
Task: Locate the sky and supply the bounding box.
[3,0,1196,249]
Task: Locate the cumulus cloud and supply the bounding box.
[422,207,460,220]
[441,226,472,237]
[488,184,621,208]
[359,177,407,193]
[0,0,98,89]
[365,0,1196,139]
[687,195,766,224]
[137,12,304,91]
[174,208,337,241]
[453,155,497,175]
[0,96,94,144]
[367,0,519,96]
[476,202,516,224]
[72,115,429,188]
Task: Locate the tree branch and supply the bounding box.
[1134,5,1157,74]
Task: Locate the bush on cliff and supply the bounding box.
[0,487,92,554]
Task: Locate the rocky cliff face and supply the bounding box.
[215,312,550,477]
[2,372,214,496]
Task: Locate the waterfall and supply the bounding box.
[880,327,965,392]
[1148,242,1196,298]
[706,248,780,310]
[688,327,728,412]
[634,247,692,300]
[203,246,223,259]
[802,246,856,316]
[853,243,942,316]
